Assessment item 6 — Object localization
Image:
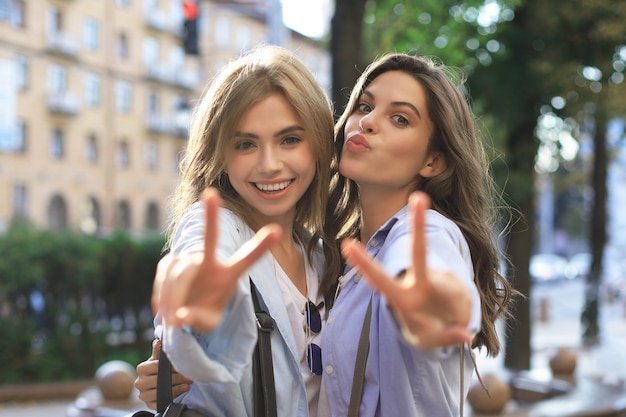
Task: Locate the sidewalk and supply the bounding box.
[474,299,626,380]
[1,301,625,417]
[0,400,71,417]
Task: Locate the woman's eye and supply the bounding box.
[234,141,255,150]
[393,115,409,126]
[356,102,371,113]
[283,136,301,145]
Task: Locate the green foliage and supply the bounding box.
[354,0,625,369]
[363,0,490,66]
[0,221,45,300]
[0,223,165,384]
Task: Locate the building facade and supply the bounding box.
[0,0,331,236]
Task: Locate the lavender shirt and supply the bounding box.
[318,206,481,417]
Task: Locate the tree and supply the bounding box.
[328,0,626,369]
[348,0,538,369]
[533,0,626,345]
[330,0,368,116]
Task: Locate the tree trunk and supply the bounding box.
[330,0,367,117]
[503,202,533,371]
[503,123,537,371]
[581,106,608,346]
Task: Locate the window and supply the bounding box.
[116,0,130,6]
[174,96,190,136]
[145,202,159,231]
[0,120,25,154]
[83,17,99,50]
[85,133,98,162]
[147,90,159,116]
[13,0,24,27]
[116,200,132,230]
[143,0,157,11]
[84,73,101,107]
[117,140,129,168]
[142,37,159,67]
[146,141,158,170]
[12,183,28,219]
[0,59,18,153]
[174,149,184,173]
[1,0,25,27]
[13,120,26,153]
[79,196,100,234]
[48,194,68,231]
[46,6,62,34]
[236,26,251,51]
[48,64,67,94]
[0,0,9,20]
[116,32,129,59]
[215,17,229,46]
[14,55,28,90]
[115,80,131,113]
[50,127,64,159]
[169,46,185,74]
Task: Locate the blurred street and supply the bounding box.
[1,278,625,417]
[476,278,626,378]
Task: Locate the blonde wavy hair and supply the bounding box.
[167,45,341,296]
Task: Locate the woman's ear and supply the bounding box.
[418,152,447,178]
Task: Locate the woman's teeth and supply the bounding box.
[255,180,291,191]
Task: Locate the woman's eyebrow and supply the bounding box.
[362,89,422,120]
[234,125,305,139]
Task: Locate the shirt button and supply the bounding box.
[368,238,377,247]
[327,316,335,324]
[325,365,334,374]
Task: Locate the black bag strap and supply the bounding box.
[347,295,373,417]
[155,279,277,417]
[156,341,175,414]
[250,279,278,417]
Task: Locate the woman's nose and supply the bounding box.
[257,147,281,173]
[359,114,375,133]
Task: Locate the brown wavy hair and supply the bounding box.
[327,53,515,356]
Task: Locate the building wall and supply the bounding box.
[0,0,330,236]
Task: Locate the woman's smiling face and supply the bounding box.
[225,92,316,226]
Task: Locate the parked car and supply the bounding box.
[565,252,592,280]
[529,253,569,283]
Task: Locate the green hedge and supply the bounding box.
[0,221,166,384]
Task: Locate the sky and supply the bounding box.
[281,0,331,39]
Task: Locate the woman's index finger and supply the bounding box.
[409,192,430,286]
[201,187,222,265]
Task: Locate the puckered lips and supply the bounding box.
[345,133,371,153]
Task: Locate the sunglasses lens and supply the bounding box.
[307,343,322,375]
[306,301,322,333]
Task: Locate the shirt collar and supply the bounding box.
[363,204,409,254]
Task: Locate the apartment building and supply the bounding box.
[0,0,330,236]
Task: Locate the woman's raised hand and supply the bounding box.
[341,191,474,349]
[153,188,282,333]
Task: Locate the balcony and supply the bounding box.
[174,69,199,90]
[46,31,79,58]
[145,113,189,138]
[145,11,181,35]
[145,65,172,84]
[145,65,198,90]
[48,92,80,115]
[145,114,175,135]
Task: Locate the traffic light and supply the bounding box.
[182,0,199,55]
